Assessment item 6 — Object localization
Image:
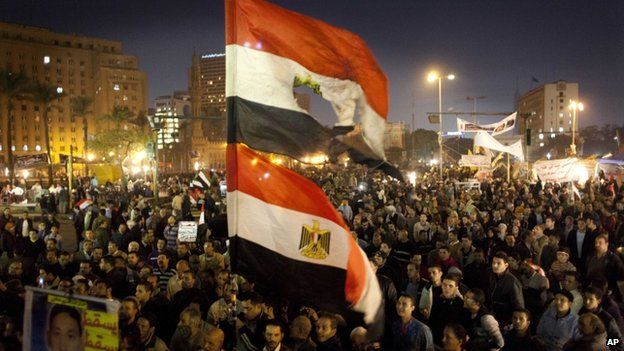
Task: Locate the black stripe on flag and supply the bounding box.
[227,96,402,180]
[230,235,349,310]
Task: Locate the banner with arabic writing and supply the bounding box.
[23,287,121,351]
[457,112,517,136]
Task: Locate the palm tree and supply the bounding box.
[29,82,64,185]
[70,96,93,174]
[0,70,29,183]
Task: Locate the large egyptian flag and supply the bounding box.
[227,143,383,331]
[226,0,400,178]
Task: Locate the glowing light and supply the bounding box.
[142,165,150,173]
[429,159,439,166]
[35,145,41,151]
[427,71,439,82]
[572,164,589,185]
[447,74,456,80]
[263,172,270,179]
[546,153,551,160]
[131,166,141,175]
[194,161,200,171]
[22,170,30,179]
[132,151,146,164]
[303,154,328,165]
[86,153,95,161]
[407,171,417,186]
[108,151,115,157]
[251,158,258,166]
[271,158,284,165]
[56,87,63,94]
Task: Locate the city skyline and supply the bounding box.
[3,0,622,131]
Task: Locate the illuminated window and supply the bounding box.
[43,56,50,64]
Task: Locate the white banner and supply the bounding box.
[178,221,198,242]
[533,158,579,183]
[474,132,524,161]
[459,154,491,168]
[458,112,517,136]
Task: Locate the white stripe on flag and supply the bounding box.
[226,44,386,160]
[198,171,211,188]
[227,190,350,270]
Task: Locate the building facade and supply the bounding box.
[152,91,192,173]
[0,22,147,169]
[518,80,579,146]
[188,53,227,170]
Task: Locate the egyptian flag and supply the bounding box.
[75,199,92,211]
[227,143,383,334]
[226,0,400,179]
[189,170,211,204]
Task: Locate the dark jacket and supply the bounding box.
[489,270,525,326]
[428,295,464,344]
[283,337,316,351]
[316,335,344,351]
[562,332,607,351]
[502,330,546,351]
[566,229,595,271]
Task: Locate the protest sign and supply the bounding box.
[23,287,120,351]
[178,221,198,242]
[14,153,50,170]
[459,154,491,168]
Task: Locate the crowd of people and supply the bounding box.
[1,165,624,351]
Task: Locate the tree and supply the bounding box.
[70,96,93,150]
[29,82,65,185]
[89,106,150,184]
[0,70,29,183]
[70,96,93,173]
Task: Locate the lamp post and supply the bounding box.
[427,71,455,178]
[466,96,486,123]
[569,100,584,155]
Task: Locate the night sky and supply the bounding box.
[3,0,623,131]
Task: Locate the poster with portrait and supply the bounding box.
[23,287,121,351]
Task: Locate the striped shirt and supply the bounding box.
[153,267,175,292]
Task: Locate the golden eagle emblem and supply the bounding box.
[299,220,331,259]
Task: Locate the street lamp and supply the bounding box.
[569,100,584,155]
[427,70,455,178]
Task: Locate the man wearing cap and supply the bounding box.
[536,290,580,351]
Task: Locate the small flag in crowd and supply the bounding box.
[189,170,211,204]
[75,198,92,211]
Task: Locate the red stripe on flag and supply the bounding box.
[227,143,341,224]
[225,0,388,119]
[345,233,366,305]
[227,143,366,304]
